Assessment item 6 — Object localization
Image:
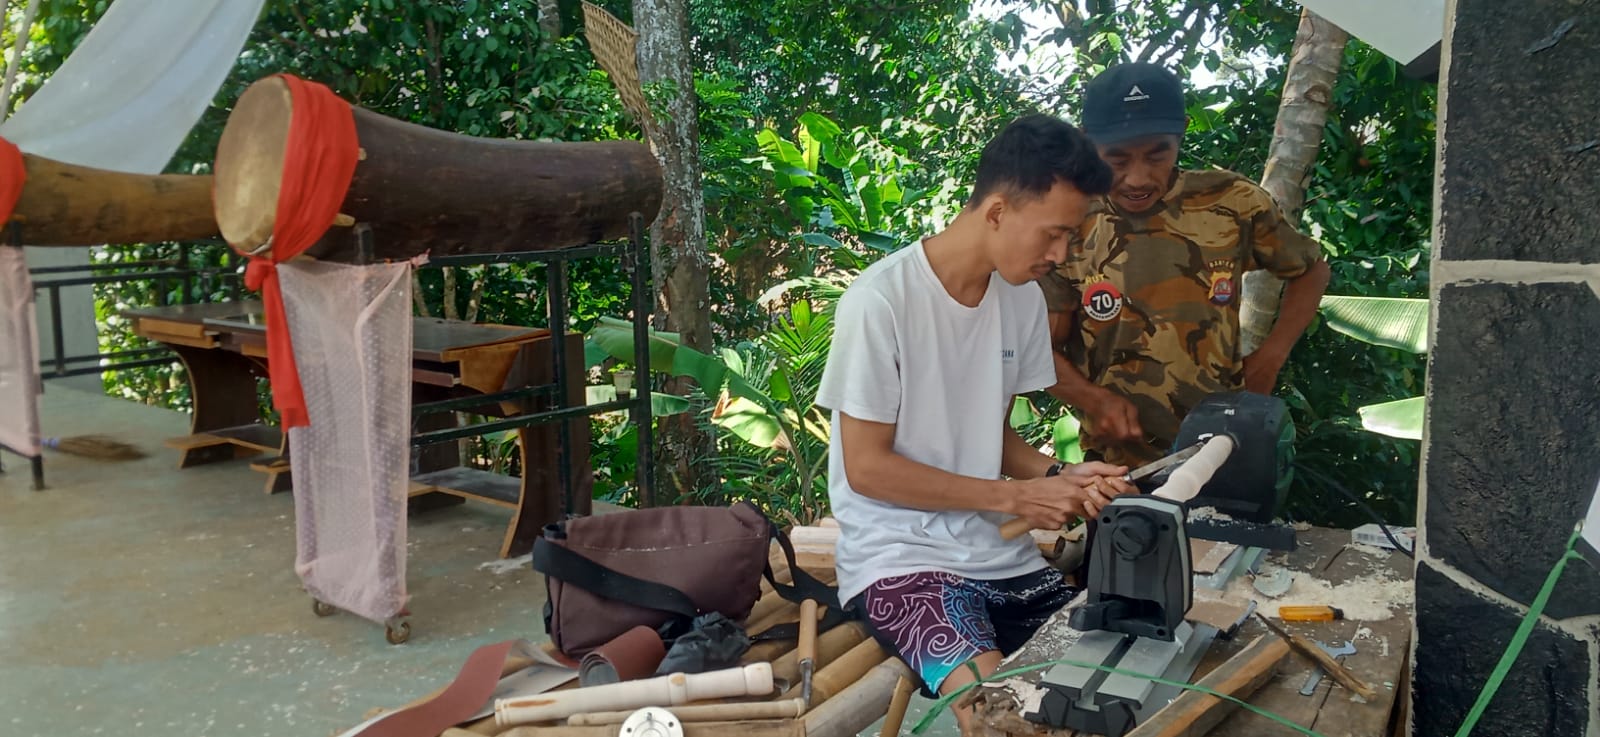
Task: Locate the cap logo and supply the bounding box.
[1123,84,1150,102]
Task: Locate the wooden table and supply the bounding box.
[972,527,1414,737]
[125,300,592,557]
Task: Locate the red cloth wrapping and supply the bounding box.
[0,138,27,228]
[231,74,360,428]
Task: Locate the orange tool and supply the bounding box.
[1278,605,1343,622]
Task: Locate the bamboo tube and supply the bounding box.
[803,658,914,737]
[779,638,888,704]
[771,622,870,686]
[879,676,917,737]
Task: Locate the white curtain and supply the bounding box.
[0,246,39,456]
[0,0,268,171]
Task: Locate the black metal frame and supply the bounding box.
[0,224,45,490]
[366,213,657,512]
[26,239,242,379]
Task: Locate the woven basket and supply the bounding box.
[582,1,651,129]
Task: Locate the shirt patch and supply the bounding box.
[1207,259,1235,306]
[1082,276,1123,322]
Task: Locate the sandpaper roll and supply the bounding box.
[579,625,666,686]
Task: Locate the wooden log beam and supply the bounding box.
[1126,633,1290,737]
[213,75,663,263]
[10,154,216,245]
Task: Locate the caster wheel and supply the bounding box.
[385,619,411,645]
[312,599,337,617]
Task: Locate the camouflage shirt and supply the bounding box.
[1040,169,1322,466]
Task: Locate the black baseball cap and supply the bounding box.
[1082,63,1187,145]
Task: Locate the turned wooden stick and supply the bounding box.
[1000,435,1237,540]
[495,663,773,726]
[502,719,803,737]
[566,698,807,726]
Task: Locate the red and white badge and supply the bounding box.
[1207,260,1236,306]
[1082,279,1123,322]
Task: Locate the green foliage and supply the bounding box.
[16,0,1438,528]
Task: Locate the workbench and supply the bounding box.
[124,299,591,557]
[971,527,1415,737]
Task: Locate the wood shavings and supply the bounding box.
[1187,506,1235,522]
[1223,562,1413,621]
[992,678,1049,715]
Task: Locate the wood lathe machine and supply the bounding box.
[1009,391,1301,737]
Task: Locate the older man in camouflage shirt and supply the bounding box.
[1042,63,1332,467]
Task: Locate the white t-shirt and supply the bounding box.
[816,241,1059,604]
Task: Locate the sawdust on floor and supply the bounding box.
[1187,506,1236,521]
[1221,555,1413,622]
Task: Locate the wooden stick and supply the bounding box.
[502,719,803,737]
[566,699,807,726]
[803,658,914,737]
[1254,613,1377,700]
[1125,633,1290,737]
[780,637,887,704]
[879,676,917,737]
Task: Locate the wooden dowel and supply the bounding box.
[567,699,807,726]
[501,719,803,737]
[1126,633,1290,737]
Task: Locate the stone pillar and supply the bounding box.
[1415,1,1600,735]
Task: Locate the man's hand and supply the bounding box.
[1008,462,1137,528]
[1242,344,1288,394]
[1085,390,1143,443]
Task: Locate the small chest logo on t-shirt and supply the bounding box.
[1082,275,1123,322]
[1001,349,1016,361]
[1207,259,1235,306]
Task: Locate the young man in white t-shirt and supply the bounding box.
[815,113,1137,729]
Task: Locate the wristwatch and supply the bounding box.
[1046,461,1065,477]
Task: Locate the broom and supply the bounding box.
[42,434,147,461]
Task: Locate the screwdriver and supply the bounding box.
[1279,605,1344,622]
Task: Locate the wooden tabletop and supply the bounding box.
[124,300,547,360]
[974,527,1414,737]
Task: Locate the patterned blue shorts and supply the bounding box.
[848,568,1075,696]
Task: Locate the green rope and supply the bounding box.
[1453,522,1586,737]
[910,655,1329,737]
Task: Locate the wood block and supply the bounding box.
[1192,539,1239,575]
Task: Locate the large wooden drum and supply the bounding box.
[213,76,664,263]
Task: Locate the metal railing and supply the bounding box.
[25,241,242,379]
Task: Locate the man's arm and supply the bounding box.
[1001,402,1055,480]
[839,412,1118,530]
[1243,259,1331,393]
[1044,311,1142,442]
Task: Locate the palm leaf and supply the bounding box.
[1320,296,1429,354]
[1357,396,1424,440]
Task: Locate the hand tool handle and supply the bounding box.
[798,599,819,663]
[1279,605,1343,622]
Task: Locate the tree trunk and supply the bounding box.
[537,0,562,40]
[1239,9,1347,355]
[635,0,713,504]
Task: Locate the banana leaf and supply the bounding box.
[1319,296,1429,354]
[1357,396,1424,440]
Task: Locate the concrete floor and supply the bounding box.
[0,385,959,737]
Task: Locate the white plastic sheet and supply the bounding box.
[0,246,40,456]
[278,260,413,623]
[0,0,268,171]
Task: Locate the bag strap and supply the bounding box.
[530,535,701,621]
[749,515,856,641]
